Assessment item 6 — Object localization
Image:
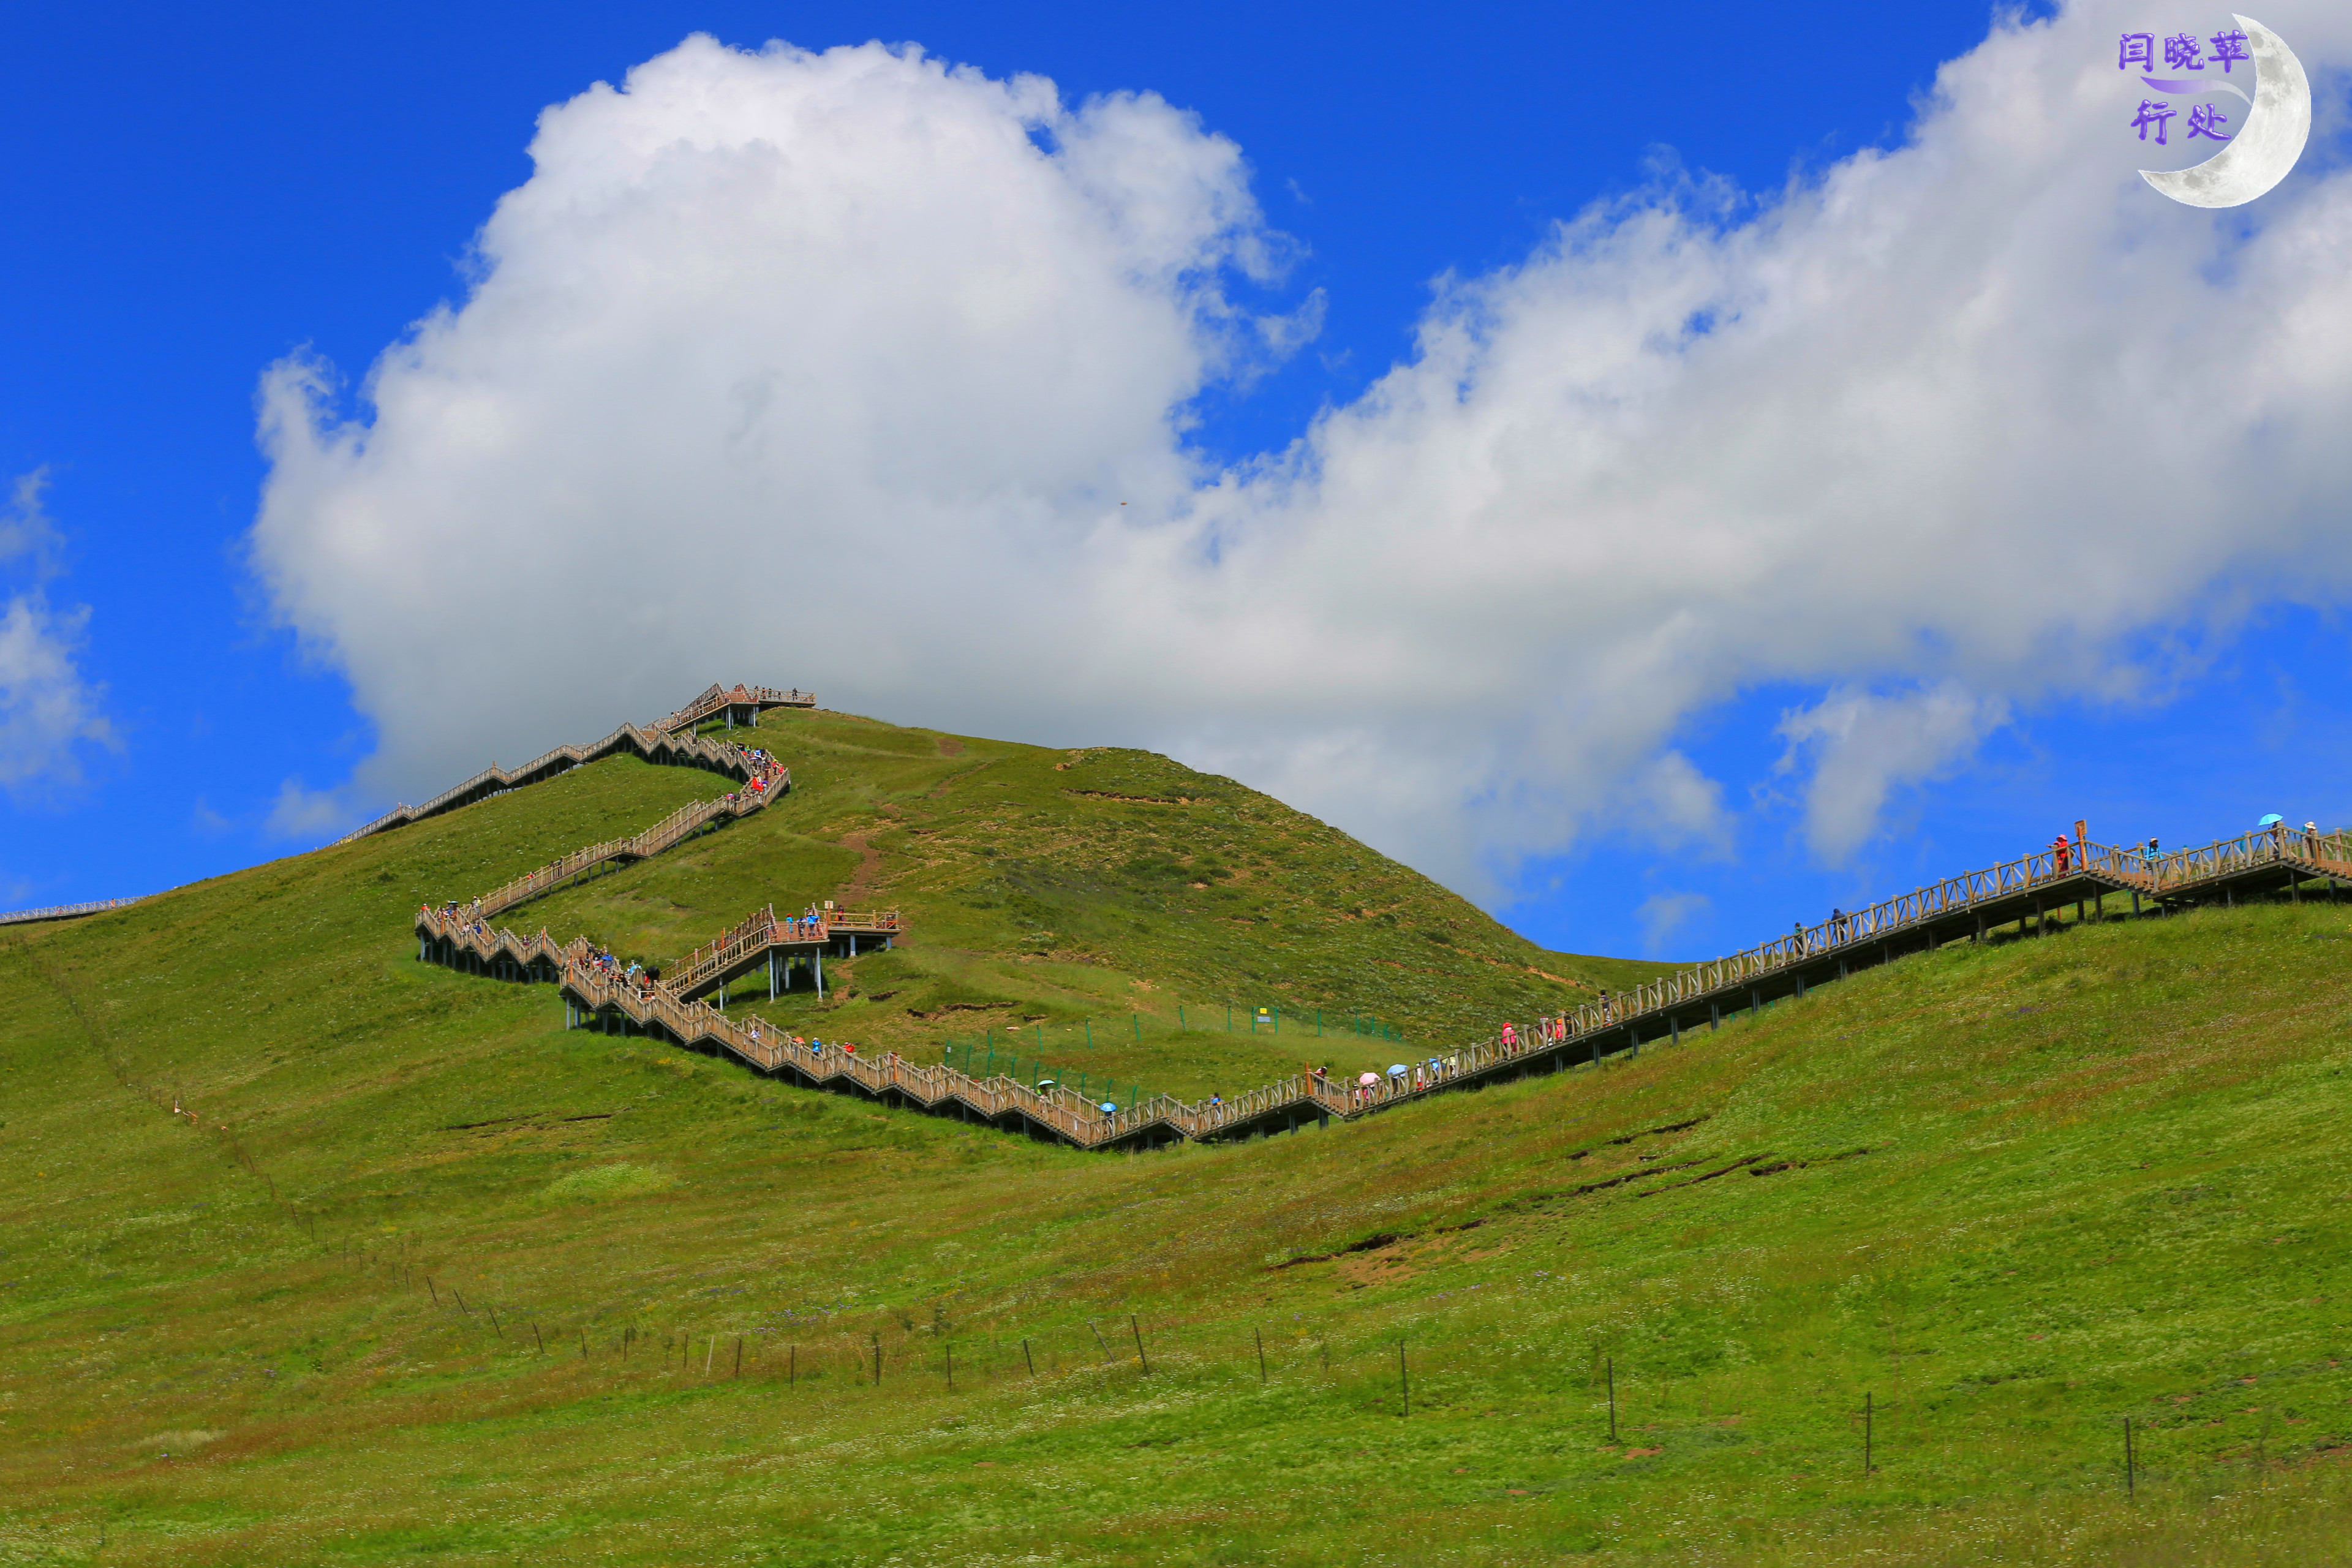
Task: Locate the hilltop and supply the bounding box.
[4,704,2351,1566]
[456,705,1670,1099]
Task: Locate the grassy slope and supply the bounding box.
[4,717,2352,1564]
[507,707,1667,1098]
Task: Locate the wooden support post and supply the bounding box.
[1670,1016,1679,1047]
[1709,1001,1720,1032]
[815,950,824,1000]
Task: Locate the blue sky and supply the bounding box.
[6,0,2350,962]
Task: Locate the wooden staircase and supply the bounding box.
[396,694,2352,1152]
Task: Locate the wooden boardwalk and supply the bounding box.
[655,682,814,733]
[0,895,147,929]
[337,688,813,845]
[405,693,2352,1150]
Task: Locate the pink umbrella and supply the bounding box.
[1358,1072,1380,1087]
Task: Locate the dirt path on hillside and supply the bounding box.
[834,831,886,908]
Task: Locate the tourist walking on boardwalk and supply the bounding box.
[2052,833,2071,873]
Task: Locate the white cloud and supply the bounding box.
[1634,891,1711,957]
[1774,684,2011,861]
[0,470,113,793]
[249,10,2352,895]
[265,779,356,840]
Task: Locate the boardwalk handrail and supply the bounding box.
[656,683,816,732]
[428,810,2352,1149]
[336,686,807,845]
[399,698,2352,1150]
[0,895,147,927]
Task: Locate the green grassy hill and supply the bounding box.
[465,706,1669,1098]
[6,706,2352,1566]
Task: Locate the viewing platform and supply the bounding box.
[655,683,816,734]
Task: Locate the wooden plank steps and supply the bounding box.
[388,698,2352,1153]
[337,693,810,845]
[655,682,814,733]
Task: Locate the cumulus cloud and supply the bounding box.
[251,10,2352,897]
[1635,891,1712,957]
[265,778,357,840]
[1774,684,2011,861]
[0,470,113,792]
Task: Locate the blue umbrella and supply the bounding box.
[1387,1063,1410,1077]
[2258,813,2285,827]
[1099,1102,1118,1114]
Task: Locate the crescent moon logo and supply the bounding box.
[2138,15,2310,208]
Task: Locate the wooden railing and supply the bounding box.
[432,813,2352,1148]
[478,762,787,921]
[560,963,1324,1148]
[2149,823,2352,892]
[655,683,816,733]
[662,902,907,995]
[0,895,148,928]
[336,684,802,845]
[396,696,2352,1150]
